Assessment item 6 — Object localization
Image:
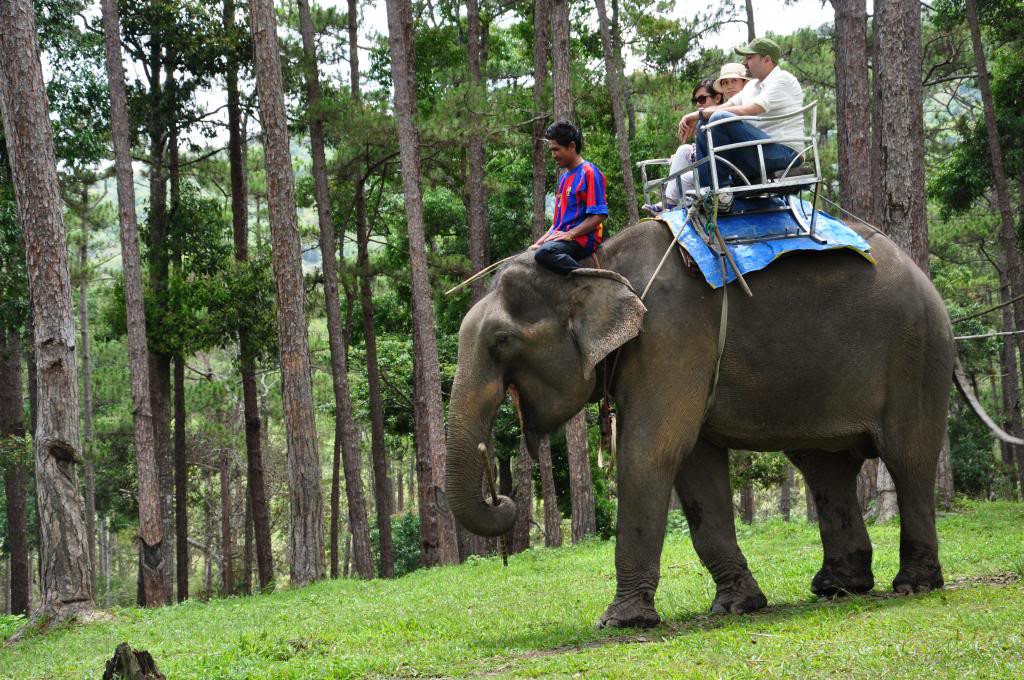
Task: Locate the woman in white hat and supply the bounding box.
[714,62,751,102]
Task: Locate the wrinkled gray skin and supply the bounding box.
[446,219,951,628]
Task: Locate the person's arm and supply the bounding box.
[543,213,603,242]
[678,102,766,140]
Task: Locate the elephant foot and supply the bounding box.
[893,540,943,595]
[710,576,768,615]
[812,550,874,597]
[892,564,943,595]
[597,592,660,629]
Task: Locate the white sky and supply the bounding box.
[328,0,839,63]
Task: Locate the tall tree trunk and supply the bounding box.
[242,487,253,594]
[966,0,1024,496]
[465,0,490,300]
[538,438,562,547]
[78,195,97,596]
[220,449,233,595]
[805,478,818,522]
[173,356,188,601]
[565,412,596,542]
[549,0,572,123]
[384,0,460,567]
[296,0,373,580]
[739,454,755,524]
[249,0,325,586]
[857,458,879,514]
[143,34,175,603]
[98,0,166,607]
[396,457,404,513]
[609,0,636,140]
[779,464,793,521]
[330,434,341,579]
[830,0,872,220]
[744,0,756,42]
[594,0,638,224]
[349,0,393,577]
[998,267,1023,498]
[0,0,94,617]
[511,440,533,553]
[873,0,929,521]
[531,0,551,239]
[225,0,274,592]
[1,332,30,616]
[873,0,928,271]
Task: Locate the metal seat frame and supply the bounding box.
[639,101,824,245]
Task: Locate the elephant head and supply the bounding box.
[446,257,647,537]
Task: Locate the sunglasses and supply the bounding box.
[691,93,715,105]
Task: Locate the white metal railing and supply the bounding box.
[639,100,822,209]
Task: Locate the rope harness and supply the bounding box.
[599,198,743,465]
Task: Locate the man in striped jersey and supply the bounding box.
[530,121,609,275]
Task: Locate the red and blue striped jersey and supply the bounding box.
[551,160,608,251]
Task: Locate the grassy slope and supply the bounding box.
[2,501,1022,679]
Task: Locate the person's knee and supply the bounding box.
[534,243,558,267]
[708,111,737,123]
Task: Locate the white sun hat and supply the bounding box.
[714,63,751,92]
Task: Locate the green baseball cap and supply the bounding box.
[735,37,781,63]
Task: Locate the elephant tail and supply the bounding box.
[953,356,1024,445]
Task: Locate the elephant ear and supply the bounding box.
[566,268,647,380]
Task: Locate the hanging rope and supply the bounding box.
[444,254,518,296]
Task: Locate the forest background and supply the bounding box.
[1,0,1023,623]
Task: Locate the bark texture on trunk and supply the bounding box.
[594,0,638,224]
[779,464,793,521]
[873,0,928,271]
[805,478,818,523]
[739,454,755,524]
[875,459,900,521]
[349,0,394,579]
[79,206,97,595]
[511,440,533,552]
[465,0,490,302]
[173,357,188,600]
[744,0,756,42]
[564,411,596,542]
[1,332,30,616]
[249,0,325,586]
[220,449,234,595]
[830,0,872,220]
[99,0,166,607]
[384,0,459,566]
[0,0,94,616]
[537,438,562,547]
[531,0,551,239]
[225,0,274,592]
[296,0,374,581]
[549,0,573,123]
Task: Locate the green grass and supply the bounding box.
[3,501,1023,678]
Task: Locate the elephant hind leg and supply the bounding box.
[875,432,945,594]
[675,439,767,615]
[787,450,874,597]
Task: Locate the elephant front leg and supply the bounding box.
[597,424,681,629]
[675,439,767,614]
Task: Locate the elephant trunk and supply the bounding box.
[445,370,517,537]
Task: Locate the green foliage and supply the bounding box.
[949,403,1001,497]
[371,512,423,578]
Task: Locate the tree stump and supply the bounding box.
[102,643,165,680]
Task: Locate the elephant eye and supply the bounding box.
[494,332,511,346]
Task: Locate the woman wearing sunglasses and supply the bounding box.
[646,79,723,214]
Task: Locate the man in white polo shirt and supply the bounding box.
[678,37,804,208]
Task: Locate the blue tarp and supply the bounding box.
[660,197,874,288]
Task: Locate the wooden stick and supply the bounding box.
[478,442,509,566]
[444,254,518,296]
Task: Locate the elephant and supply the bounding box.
[445,217,953,629]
